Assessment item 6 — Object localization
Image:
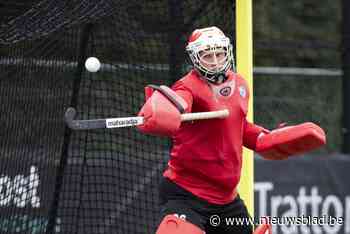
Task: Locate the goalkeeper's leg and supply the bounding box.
[155,199,205,234]
[155,178,206,234]
[156,214,204,234]
[204,195,253,234]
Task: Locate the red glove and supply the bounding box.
[137,85,188,136]
[256,122,326,160]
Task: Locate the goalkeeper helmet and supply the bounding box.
[186,26,234,83]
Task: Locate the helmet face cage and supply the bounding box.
[186,29,234,83]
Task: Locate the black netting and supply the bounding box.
[0,1,235,233]
[253,1,341,68]
[252,0,342,153]
[0,0,343,233]
[254,73,342,153]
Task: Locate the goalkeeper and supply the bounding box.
[137,26,326,234]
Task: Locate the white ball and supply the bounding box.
[85,57,101,72]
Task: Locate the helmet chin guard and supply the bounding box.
[186,26,234,84]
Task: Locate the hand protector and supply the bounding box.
[137,85,188,136]
[256,122,326,160]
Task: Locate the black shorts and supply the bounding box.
[157,177,253,234]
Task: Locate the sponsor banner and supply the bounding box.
[0,161,58,233]
[254,154,350,234]
[0,157,161,234]
[1,153,349,234]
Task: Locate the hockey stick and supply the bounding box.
[64,107,229,130]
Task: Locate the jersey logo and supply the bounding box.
[219,87,231,96]
[239,86,246,98]
[210,80,235,98]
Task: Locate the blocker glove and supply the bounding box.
[137,85,188,136]
[256,122,326,160]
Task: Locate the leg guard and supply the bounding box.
[254,224,272,234]
[156,215,204,234]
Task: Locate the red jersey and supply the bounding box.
[163,70,264,204]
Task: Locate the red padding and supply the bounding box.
[254,223,272,234]
[256,122,326,160]
[156,215,204,234]
[137,89,182,136]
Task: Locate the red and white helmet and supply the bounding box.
[186,26,234,83]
